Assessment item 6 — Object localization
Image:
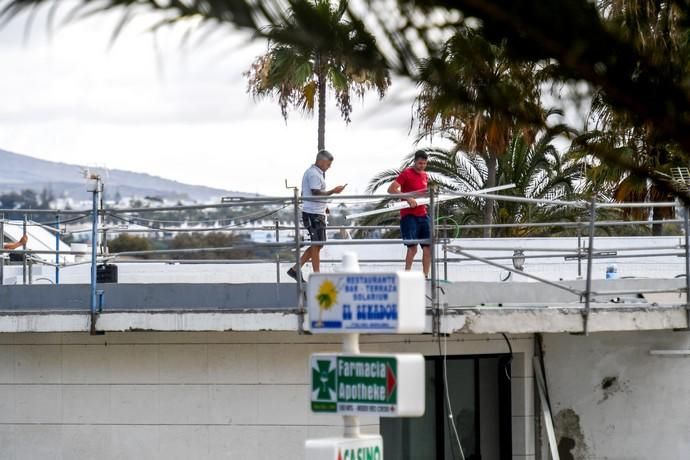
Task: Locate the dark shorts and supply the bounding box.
[401,214,430,247]
[303,212,327,245]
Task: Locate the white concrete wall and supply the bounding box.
[542,331,690,460]
[0,331,534,460]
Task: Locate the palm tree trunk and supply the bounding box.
[483,153,497,238]
[317,55,326,152]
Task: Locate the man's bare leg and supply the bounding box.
[311,246,322,272]
[405,246,417,271]
[422,246,431,278]
[291,244,323,274]
[290,247,313,275]
[298,246,313,268]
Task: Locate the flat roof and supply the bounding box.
[0,279,687,334]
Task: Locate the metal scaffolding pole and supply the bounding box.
[293,187,305,333]
[683,206,690,329]
[275,218,281,300]
[89,176,102,335]
[55,212,60,284]
[583,198,597,335]
[22,215,27,285]
[0,213,4,285]
[429,187,439,336]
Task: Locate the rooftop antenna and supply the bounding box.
[81,164,110,184]
[83,168,108,256]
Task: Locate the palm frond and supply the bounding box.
[366,168,402,193]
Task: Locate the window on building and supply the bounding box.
[381,354,512,460]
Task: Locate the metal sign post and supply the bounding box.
[305,253,426,459]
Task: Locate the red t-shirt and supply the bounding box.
[396,167,428,217]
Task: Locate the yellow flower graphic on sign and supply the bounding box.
[315,279,338,327]
[316,280,338,309]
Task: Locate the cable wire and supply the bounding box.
[438,332,466,460]
[501,333,514,381]
[106,207,282,227]
[436,215,461,239]
[105,204,290,232]
[104,210,273,225]
[2,213,91,227]
[434,193,466,459]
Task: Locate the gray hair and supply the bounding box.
[316,149,334,162]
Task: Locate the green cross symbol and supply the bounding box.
[312,359,336,401]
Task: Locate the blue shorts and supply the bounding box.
[401,215,430,247]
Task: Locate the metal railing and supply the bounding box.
[1,187,690,336]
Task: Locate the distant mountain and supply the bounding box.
[0,149,254,202]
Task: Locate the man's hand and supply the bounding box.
[330,184,347,194]
[406,198,418,208]
[3,234,28,250]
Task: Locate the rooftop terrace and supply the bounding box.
[2,188,690,335]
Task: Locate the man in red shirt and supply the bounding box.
[387,150,430,277]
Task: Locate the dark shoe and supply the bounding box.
[287,267,306,283]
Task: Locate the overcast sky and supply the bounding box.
[0,4,442,197]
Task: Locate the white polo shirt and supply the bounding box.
[301,164,327,215]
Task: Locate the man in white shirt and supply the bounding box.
[287,150,347,282]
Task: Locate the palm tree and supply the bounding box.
[6,0,690,215]
[489,127,584,237]
[245,0,390,151]
[413,28,546,237]
[567,1,690,236]
[6,0,690,181]
[366,126,585,238]
[569,121,685,236]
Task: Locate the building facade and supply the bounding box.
[1,280,689,459]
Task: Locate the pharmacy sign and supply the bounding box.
[310,353,424,417]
